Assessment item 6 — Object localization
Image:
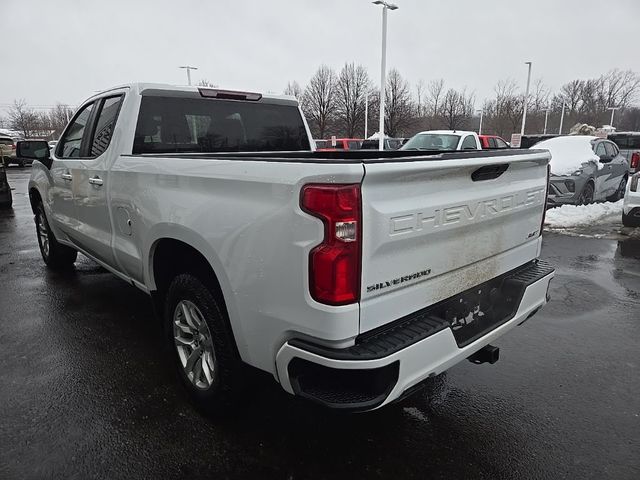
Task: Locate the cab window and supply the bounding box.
[461,135,477,150]
[57,102,95,158]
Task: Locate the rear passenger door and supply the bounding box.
[73,94,125,267]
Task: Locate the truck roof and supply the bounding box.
[414,130,477,136]
[86,83,298,106]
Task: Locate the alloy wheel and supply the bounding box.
[173,300,216,390]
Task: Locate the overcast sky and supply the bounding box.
[2,0,640,116]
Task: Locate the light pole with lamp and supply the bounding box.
[476,108,484,135]
[520,61,532,135]
[373,1,398,151]
[179,65,198,86]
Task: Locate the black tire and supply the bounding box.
[607,177,627,202]
[578,182,594,205]
[622,211,640,228]
[164,273,241,413]
[35,202,77,269]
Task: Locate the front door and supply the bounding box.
[49,101,96,245]
[73,94,125,267]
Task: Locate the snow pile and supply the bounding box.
[545,200,623,228]
[533,136,599,176]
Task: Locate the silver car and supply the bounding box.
[534,135,629,206]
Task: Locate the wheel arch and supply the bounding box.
[146,227,244,359]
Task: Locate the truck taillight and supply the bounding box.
[301,184,361,306]
[631,151,640,170]
[540,163,550,236]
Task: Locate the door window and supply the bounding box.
[58,102,95,158]
[495,138,508,148]
[90,96,124,157]
[595,142,606,157]
[604,142,617,157]
[461,135,477,149]
[488,138,497,148]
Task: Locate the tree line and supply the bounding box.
[2,67,639,141]
[288,65,640,139]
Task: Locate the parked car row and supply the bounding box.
[314,137,407,151]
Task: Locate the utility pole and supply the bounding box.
[179,66,198,86]
[520,61,532,136]
[373,1,398,151]
[476,109,484,135]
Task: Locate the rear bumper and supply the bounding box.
[275,260,554,411]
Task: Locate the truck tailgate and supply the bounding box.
[359,151,550,334]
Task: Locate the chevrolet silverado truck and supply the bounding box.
[22,83,554,412]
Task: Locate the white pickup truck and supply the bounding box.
[23,83,554,412]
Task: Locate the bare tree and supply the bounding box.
[283,81,303,100]
[384,69,415,137]
[335,63,371,138]
[440,88,475,130]
[197,79,217,87]
[426,78,445,118]
[302,65,336,139]
[9,99,39,138]
[48,104,74,138]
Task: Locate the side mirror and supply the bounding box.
[16,141,52,169]
[599,154,613,163]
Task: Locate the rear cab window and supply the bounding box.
[133,95,310,154]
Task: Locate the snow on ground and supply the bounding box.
[545,200,623,228]
[533,135,600,175]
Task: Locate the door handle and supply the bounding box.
[60,173,72,181]
[89,176,103,186]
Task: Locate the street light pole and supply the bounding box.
[364,92,369,139]
[179,65,198,86]
[520,61,532,136]
[543,107,549,135]
[559,101,566,135]
[476,109,484,135]
[373,1,398,151]
[607,106,618,128]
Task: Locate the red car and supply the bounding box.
[315,138,362,151]
[478,135,510,149]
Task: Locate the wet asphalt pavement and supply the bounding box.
[1,168,639,480]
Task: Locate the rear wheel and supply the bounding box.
[607,177,627,202]
[35,202,77,269]
[578,182,594,205]
[164,273,241,413]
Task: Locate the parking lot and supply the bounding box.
[0,168,639,479]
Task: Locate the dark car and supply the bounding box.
[0,162,12,208]
[534,135,629,206]
[360,138,404,150]
[607,132,640,174]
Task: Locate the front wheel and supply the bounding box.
[35,203,77,269]
[165,273,241,413]
[578,182,594,205]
